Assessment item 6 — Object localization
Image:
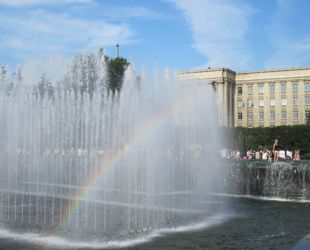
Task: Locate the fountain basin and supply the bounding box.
[222,160,310,200]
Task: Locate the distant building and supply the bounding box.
[180,67,310,127]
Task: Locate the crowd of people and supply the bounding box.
[225,139,301,162]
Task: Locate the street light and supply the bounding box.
[116,43,120,58]
[242,100,254,128]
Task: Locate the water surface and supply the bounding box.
[0,196,309,249]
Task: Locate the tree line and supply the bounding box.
[0,48,129,99]
[222,124,310,159]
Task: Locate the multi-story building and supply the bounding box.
[180,67,310,127]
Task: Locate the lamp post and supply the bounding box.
[116,43,120,58]
[242,100,254,128]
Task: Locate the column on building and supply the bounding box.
[227,79,234,127]
[217,81,224,126]
[223,79,228,126]
[222,78,235,127]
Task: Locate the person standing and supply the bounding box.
[272,139,279,162]
[293,148,301,161]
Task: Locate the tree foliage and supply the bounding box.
[104,55,129,95]
[1,49,130,100]
[19,48,130,101]
[223,125,310,158]
[35,74,54,100]
[0,64,19,96]
[306,116,310,126]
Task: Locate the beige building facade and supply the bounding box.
[180,67,310,128]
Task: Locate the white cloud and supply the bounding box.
[0,0,92,6]
[0,0,162,20]
[0,9,135,61]
[89,5,164,20]
[168,0,255,69]
[0,1,166,67]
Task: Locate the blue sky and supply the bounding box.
[0,0,310,74]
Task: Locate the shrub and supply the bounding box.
[225,125,310,155]
[303,152,310,160]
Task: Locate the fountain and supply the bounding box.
[0,51,224,247]
[223,160,310,200]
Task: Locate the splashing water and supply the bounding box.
[0,52,224,246]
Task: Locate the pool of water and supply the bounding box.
[0,196,309,249]
[122,197,310,250]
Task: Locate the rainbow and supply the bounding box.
[52,87,202,235]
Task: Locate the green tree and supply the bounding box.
[226,125,310,159]
[105,56,129,95]
[37,74,54,100]
[306,116,310,126]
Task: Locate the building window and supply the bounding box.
[293,111,298,120]
[270,99,275,106]
[238,100,243,108]
[259,112,264,120]
[281,111,287,120]
[269,84,275,93]
[281,83,286,93]
[247,99,254,107]
[238,87,242,95]
[270,111,275,120]
[305,82,310,91]
[259,84,264,94]
[305,97,310,105]
[292,83,299,92]
[248,112,253,120]
[238,112,243,120]
[281,98,287,106]
[306,111,310,119]
[293,97,299,105]
[259,99,264,107]
[248,85,253,95]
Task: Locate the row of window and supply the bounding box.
[237,111,310,121]
[237,82,310,95]
[237,97,310,107]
